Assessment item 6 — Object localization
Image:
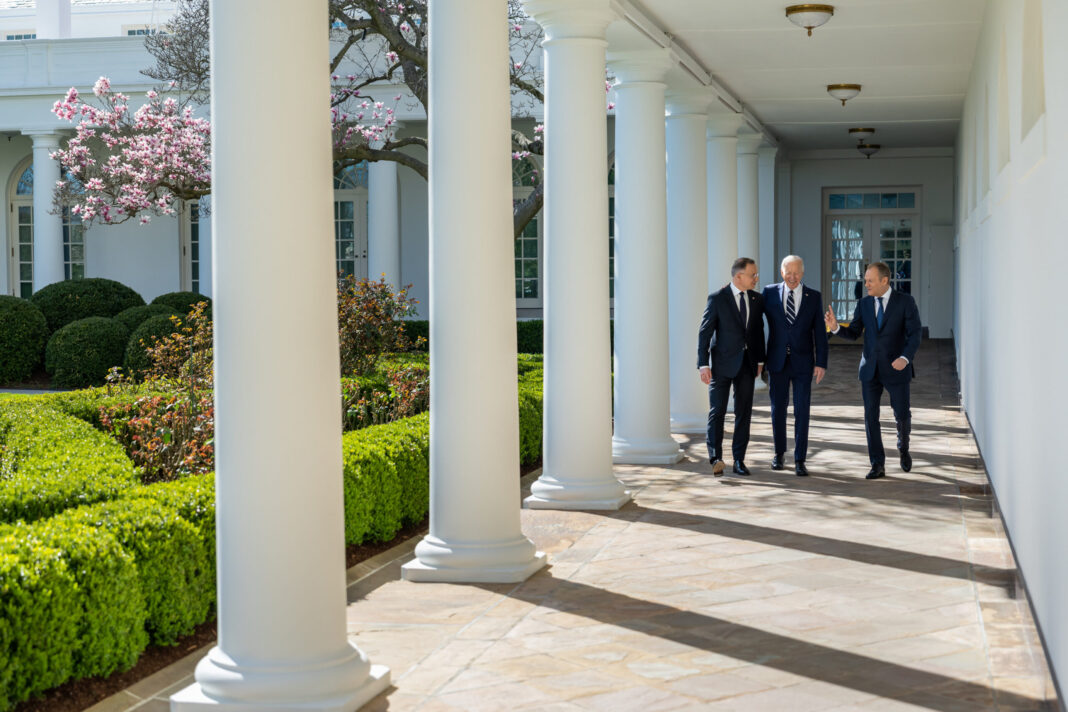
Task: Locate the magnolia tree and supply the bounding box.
[52,0,562,236]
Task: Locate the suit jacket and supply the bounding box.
[697,285,766,379]
[763,282,829,374]
[834,289,921,384]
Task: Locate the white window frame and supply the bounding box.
[4,30,36,40]
[6,157,34,298]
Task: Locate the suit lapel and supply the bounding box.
[725,287,745,329]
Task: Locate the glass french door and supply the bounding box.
[10,200,33,298]
[827,214,914,321]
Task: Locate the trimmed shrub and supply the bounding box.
[0,527,80,710]
[0,400,139,524]
[134,474,216,565]
[124,314,182,380]
[27,519,148,678]
[57,498,214,645]
[113,304,180,334]
[44,317,129,388]
[0,296,48,385]
[151,291,212,318]
[401,319,429,351]
[516,319,543,354]
[341,413,429,545]
[518,365,544,465]
[31,278,144,333]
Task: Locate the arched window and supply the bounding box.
[15,165,33,195]
[513,156,541,304]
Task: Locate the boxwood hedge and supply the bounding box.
[44,316,129,388]
[113,303,180,334]
[0,296,48,385]
[30,278,144,333]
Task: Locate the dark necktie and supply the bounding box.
[739,291,747,327]
[786,289,796,326]
[876,296,885,329]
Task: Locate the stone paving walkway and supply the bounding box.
[89,340,1060,711]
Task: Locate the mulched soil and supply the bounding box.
[14,458,541,711]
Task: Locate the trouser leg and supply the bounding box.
[887,380,912,452]
[792,369,813,463]
[706,374,731,461]
[731,360,756,461]
[860,377,885,465]
[768,365,790,456]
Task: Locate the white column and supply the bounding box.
[707,114,743,291]
[666,92,711,434]
[608,50,683,465]
[401,0,545,581]
[35,0,70,39]
[171,1,389,709]
[758,146,778,282]
[24,132,64,292]
[367,159,400,286]
[522,0,629,510]
[736,132,761,263]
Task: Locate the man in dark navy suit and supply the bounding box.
[697,257,766,476]
[825,262,921,479]
[762,256,828,476]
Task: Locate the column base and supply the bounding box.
[400,534,546,583]
[524,473,632,511]
[611,437,685,465]
[171,646,389,712]
[670,413,707,434]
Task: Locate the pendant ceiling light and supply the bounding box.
[785,4,835,36]
[827,83,861,106]
[849,127,875,142]
[857,143,880,159]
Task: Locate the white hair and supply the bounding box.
[780,255,804,271]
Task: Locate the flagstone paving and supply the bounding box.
[91,340,1059,711]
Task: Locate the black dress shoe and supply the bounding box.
[794,461,809,477]
[771,453,785,471]
[900,450,912,472]
[710,458,725,476]
[865,464,886,480]
[732,461,751,476]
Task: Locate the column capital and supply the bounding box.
[706,113,744,139]
[607,49,674,84]
[737,132,763,156]
[22,131,62,149]
[758,145,779,163]
[665,89,714,118]
[523,0,616,41]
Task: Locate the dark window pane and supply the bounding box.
[20,264,32,280]
[72,264,84,279]
[523,240,537,258]
[19,245,32,261]
[898,281,911,294]
[514,240,522,257]
[523,280,538,298]
[846,194,863,209]
[881,193,898,208]
[515,279,522,298]
[829,194,845,209]
[20,283,32,298]
[191,244,199,261]
[523,260,538,278]
[863,193,879,209]
[515,261,521,278]
[898,192,916,208]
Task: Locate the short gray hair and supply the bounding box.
[780,255,804,271]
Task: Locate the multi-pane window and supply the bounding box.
[879,218,912,294]
[5,31,36,40]
[512,156,540,302]
[123,25,163,35]
[62,207,85,280]
[828,218,865,320]
[188,201,201,293]
[333,161,368,279]
[828,191,916,210]
[15,205,33,298]
[608,166,615,300]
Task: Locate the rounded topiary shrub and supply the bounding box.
[31,278,145,333]
[124,314,182,380]
[44,317,129,388]
[0,296,48,384]
[151,291,211,318]
[113,304,180,334]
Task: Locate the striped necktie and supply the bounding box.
[786,288,796,326]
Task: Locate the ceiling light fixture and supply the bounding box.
[827,83,861,106]
[848,127,875,142]
[785,4,835,36]
[857,143,880,159]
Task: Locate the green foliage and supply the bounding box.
[0,399,139,524]
[341,413,429,545]
[151,292,212,318]
[341,362,429,432]
[338,276,422,376]
[516,319,543,354]
[124,314,182,381]
[57,498,213,645]
[26,519,148,678]
[0,296,48,385]
[135,474,216,565]
[30,278,144,333]
[99,394,214,483]
[0,528,80,710]
[44,317,129,388]
[141,302,213,390]
[401,319,429,351]
[113,304,180,334]
[517,360,544,464]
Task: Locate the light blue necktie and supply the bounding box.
[876,296,885,329]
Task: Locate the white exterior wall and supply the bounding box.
[86,216,182,301]
[782,152,956,337]
[0,2,175,39]
[955,0,1068,697]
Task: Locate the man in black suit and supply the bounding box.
[697,257,765,476]
[825,262,921,479]
[762,256,828,476]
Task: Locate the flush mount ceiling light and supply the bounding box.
[857,143,880,159]
[849,127,875,142]
[786,5,835,36]
[827,83,861,106]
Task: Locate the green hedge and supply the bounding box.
[57,498,214,645]
[394,320,613,356]
[44,317,129,388]
[0,399,139,525]
[151,291,212,317]
[517,360,544,465]
[124,314,182,380]
[31,278,144,333]
[113,304,180,334]
[0,297,48,385]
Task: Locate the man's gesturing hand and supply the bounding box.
[824,308,838,331]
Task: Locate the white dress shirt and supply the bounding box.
[782,282,802,315]
[730,283,748,327]
[833,286,909,364]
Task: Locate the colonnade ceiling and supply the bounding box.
[620,0,984,149]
